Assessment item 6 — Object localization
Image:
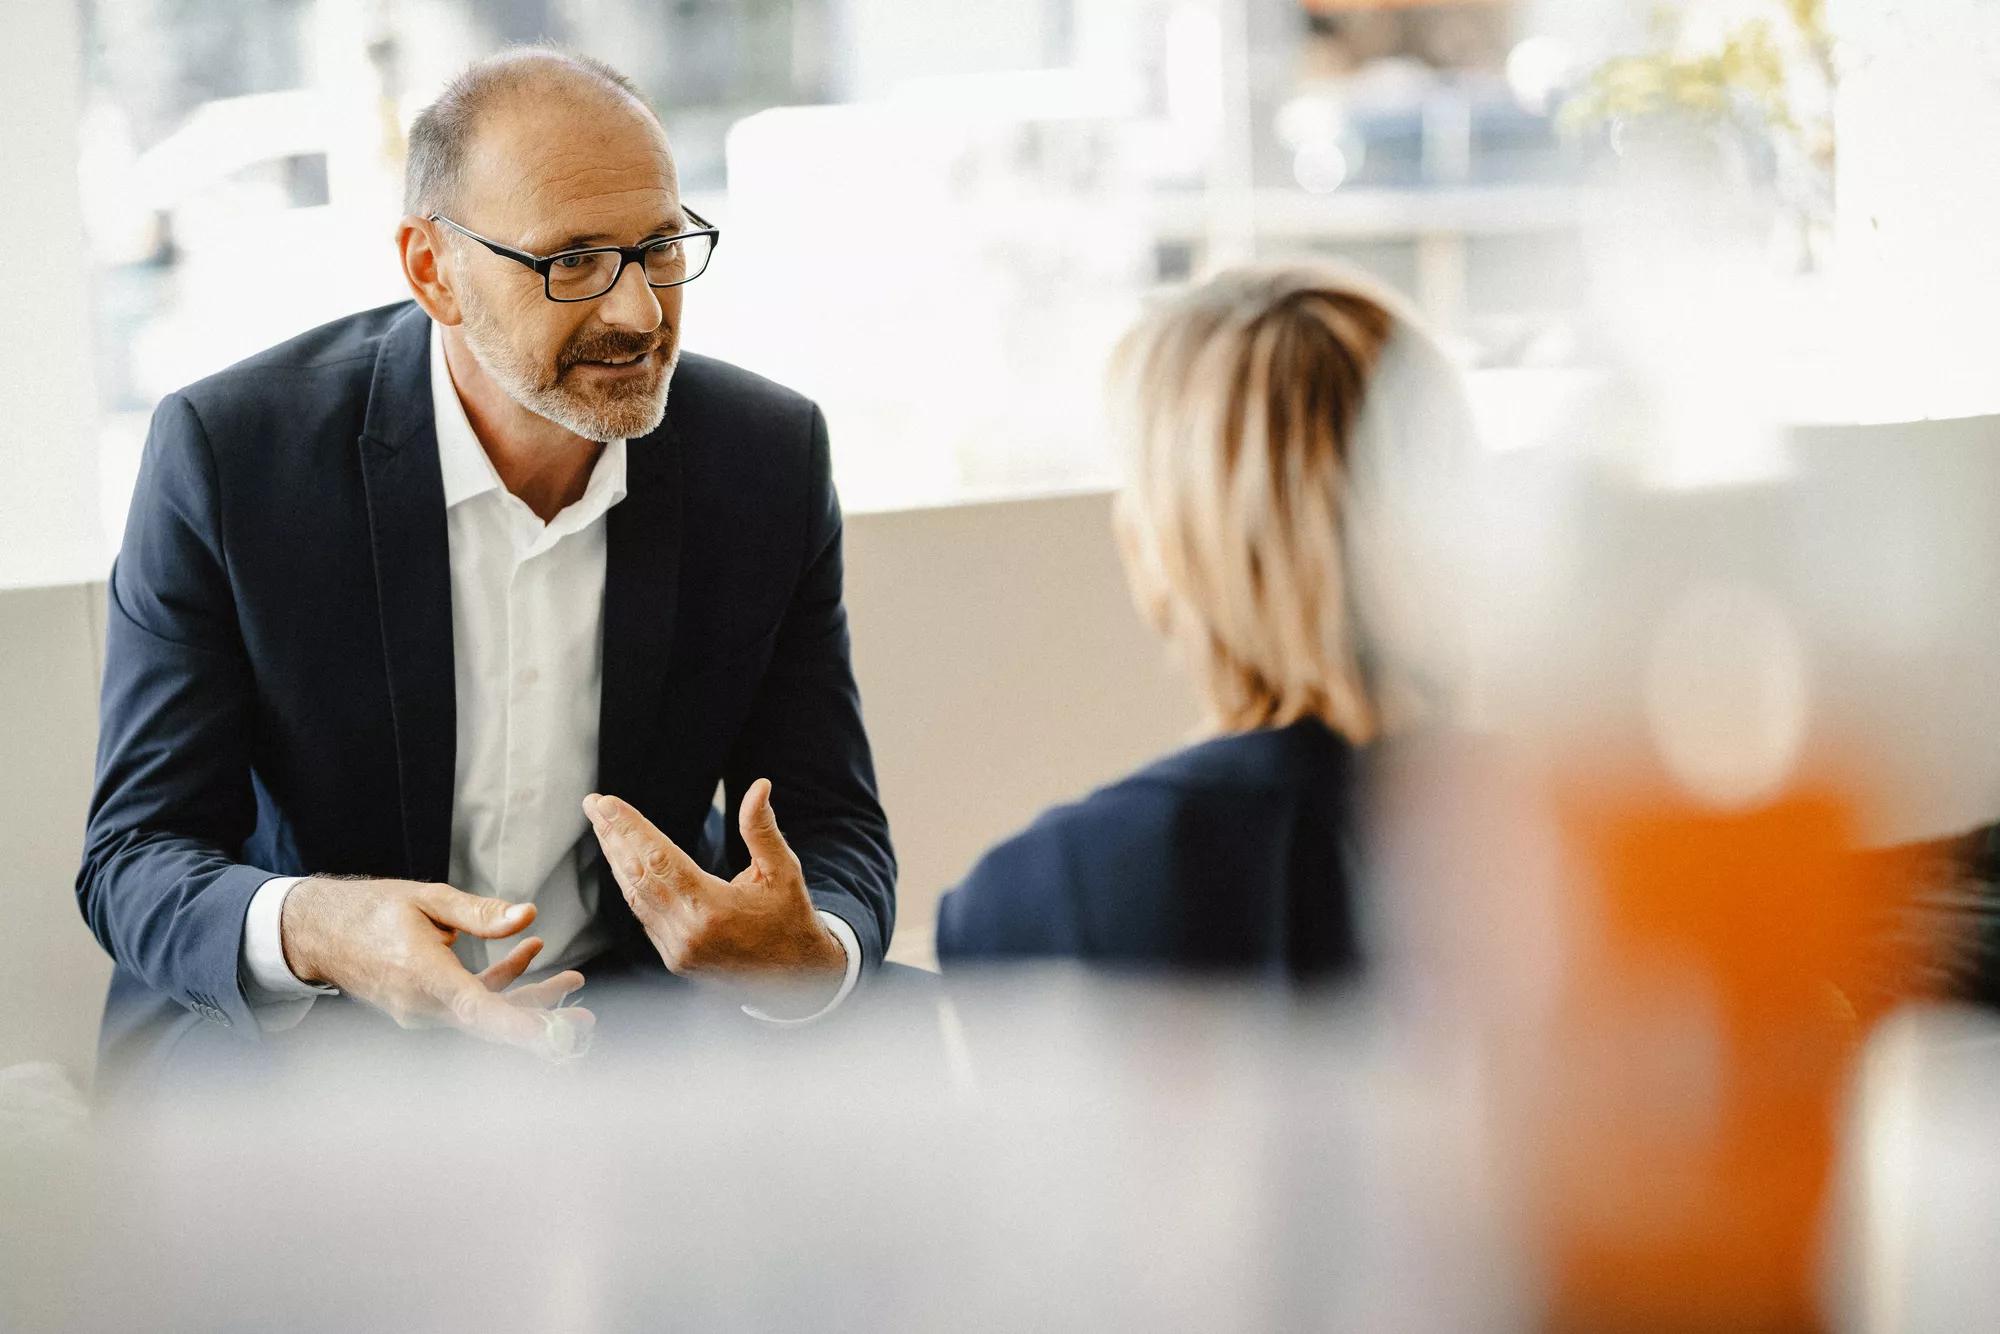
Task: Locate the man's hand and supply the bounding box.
[280,877,594,1058]
[583,781,846,1009]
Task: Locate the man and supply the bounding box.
[76,48,895,1083]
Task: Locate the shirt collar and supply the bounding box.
[431,321,500,511]
[428,320,629,526]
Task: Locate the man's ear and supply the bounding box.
[397,216,462,326]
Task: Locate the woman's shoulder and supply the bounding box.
[1109,718,1356,801]
[935,720,1359,960]
[990,719,1358,865]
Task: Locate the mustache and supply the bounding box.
[558,328,672,373]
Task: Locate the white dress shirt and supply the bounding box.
[239,322,858,1027]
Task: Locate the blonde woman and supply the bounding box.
[936,263,1474,975]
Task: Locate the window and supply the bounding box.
[74,0,1612,536]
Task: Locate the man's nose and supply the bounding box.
[595,257,662,333]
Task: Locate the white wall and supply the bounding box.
[0,583,108,1078]
[845,490,1198,963]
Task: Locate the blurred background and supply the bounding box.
[69,0,1594,521]
[6,2,2000,1327]
[5,0,1981,568]
[49,0,1970,536]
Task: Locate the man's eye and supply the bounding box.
[554,253,591,270]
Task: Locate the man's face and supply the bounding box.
[447,96,686,442]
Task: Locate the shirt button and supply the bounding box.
[518,668,540,688]
[515,787,535,805]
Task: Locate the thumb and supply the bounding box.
[737,778,799,882]
[419,884,536,940]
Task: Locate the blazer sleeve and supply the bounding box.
[75,391,278,1035]
[718,403,897,970]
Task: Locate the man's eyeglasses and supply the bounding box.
[427,208,720,302]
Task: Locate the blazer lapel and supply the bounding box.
[356,305,457,883]
[597,419,683,804]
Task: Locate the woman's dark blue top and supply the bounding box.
[935,719,1363,981]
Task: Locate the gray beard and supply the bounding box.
[459,308,676,443]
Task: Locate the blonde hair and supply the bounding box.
[1110,262,1471,744]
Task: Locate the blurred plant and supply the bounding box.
[1561,1,1836,265]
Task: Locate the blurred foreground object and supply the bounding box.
[3,978,1525,1333]
[1537,775,1935,1328]
[1372,740,1947,1331]
[1838,1004,2000,1333]
[2,947,1991,1330]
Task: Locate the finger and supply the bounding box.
[418,885,537,940]
[478,937,544,991]
[736,778,801,884]
[504,970,585,1009]
[584,794,704,897]
[421,954,565,1053]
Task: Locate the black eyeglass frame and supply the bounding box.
[426,207,721,302]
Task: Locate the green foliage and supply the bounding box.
[1560,0,1833,163]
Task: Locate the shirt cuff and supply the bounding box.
[741,909,862,1026]
[240,875,338,1033]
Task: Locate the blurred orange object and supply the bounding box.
[1532,776,1938,1332]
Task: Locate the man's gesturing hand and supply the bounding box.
[280,877,594,1058]
[583,781,846,1002]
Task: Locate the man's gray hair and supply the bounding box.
[403,47,657,217]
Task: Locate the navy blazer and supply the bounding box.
[78,301,895,1067]
[935,719,1362,979]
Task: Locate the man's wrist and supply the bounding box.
[742,910,862,1026]
[796,908,848,973]
[277,876,351,992]
[241,875,336,1001]
[279,877,324,985]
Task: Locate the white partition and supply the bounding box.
[844,489,1199,964]
[0,584,110,1080]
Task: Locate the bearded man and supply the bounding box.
[76,48,895,1086]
